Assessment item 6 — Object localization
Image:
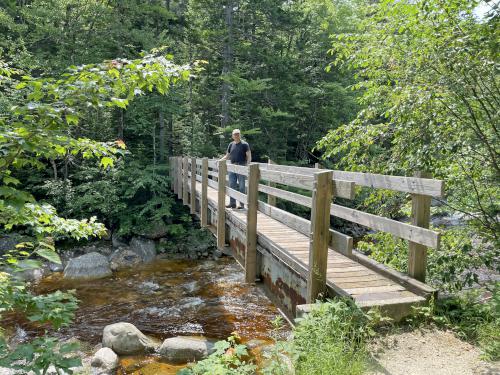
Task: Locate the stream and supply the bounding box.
[3,257,290,374]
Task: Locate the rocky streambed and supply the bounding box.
[2,248,289,374]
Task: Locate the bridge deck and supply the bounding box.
[194,182,426,310]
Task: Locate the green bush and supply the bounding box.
[357,228,495,292]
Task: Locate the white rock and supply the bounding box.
[158,336,215,364]
[102,322,157,355]
[91,347,119,372]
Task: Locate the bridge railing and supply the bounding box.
[169,156,444,301]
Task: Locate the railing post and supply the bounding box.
[306,170,333,303]
[267,159,276,207]
[217,160,227,249]
[245,163,260,283]
[177,157,182,200]
[201,158,209,227]
[183,156,189,205]
[190,157,196,214]
[171,157,177,195]
[408,171,432,282]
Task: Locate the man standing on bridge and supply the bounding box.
[218,128,252,209]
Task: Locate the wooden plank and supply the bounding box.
[227,187,248,205]
[345,285,406,295]
[259,169,314,190]
[190,157,196,214]
[258,163,444,197]
[257,200,353,256]
[245,163,259,283]
[177,157,183,200]
[306,170,333,303]
[183,157,189,205]
[208,160,218,169]
[349,249,436,297]
[171,157,177,195]
[227,163,248,176]
[201,158,209,227]
[267,159,277,207]
[207,178,218,190]
[408,171,432,282]
[207,170,218,178]
[331,204,440,249]
[217,160,227,249]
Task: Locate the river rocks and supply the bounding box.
[91,347,119,374]
[102,322,157,355]
[130,237,156,263]
[109,248,143,271]
[142,222,169,240]
[158,336,215,364]
[64,252,112,280]
[112,233,127,248]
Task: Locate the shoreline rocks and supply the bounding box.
[63,252,112,280]
[102,322,158,355]
[91,347,119,374]
[158,336,215,364]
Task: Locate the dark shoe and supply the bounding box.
[225,204,236,208]
[237,205,245,209]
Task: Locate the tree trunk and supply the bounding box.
[221,0,234,135]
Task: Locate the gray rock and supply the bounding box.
[102,322,157,355]
[112,233,127,248]
[11,260,45,283]
[64,252,112,280]
[158,336,215,364]
[0,233,32,255]
[48,262,64,272]
[91,347,119,373]
[109,248,142,271]
[129,237,156,262]
[142,222,169,240]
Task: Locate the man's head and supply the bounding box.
[231,128,241,142]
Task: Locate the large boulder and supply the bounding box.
[64,252,112,280]
[158,336,215,364]
[102,322,157,355]
[129,237,156,263]
[91,347,119,374]
[109,248,142,271]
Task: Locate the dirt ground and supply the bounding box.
[367,328,499,375]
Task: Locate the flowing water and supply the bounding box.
[3,257,290,374]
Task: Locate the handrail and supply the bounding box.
[170,156,443,285]
[258,163,444,197]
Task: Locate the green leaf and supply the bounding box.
[100,157,114,168]
[110,97,128,109]
[35,248,61,264]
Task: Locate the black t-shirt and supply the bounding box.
[227,141,250,165]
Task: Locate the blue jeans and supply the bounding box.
[228,172,246,207]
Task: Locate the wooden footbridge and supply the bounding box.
[169,157,443,319]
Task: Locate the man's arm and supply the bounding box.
[219,152,229,161]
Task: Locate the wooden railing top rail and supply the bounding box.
[257,163,444,198]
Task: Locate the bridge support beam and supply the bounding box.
[217,160,227,249]
[190,157,196,214]
[200,157,208,227]
[245,163,260,283]
[408,171,432,282]
[306,170,333,303]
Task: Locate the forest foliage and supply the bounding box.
[0,0,499,373]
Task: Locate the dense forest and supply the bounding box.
[0,0,498,374]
